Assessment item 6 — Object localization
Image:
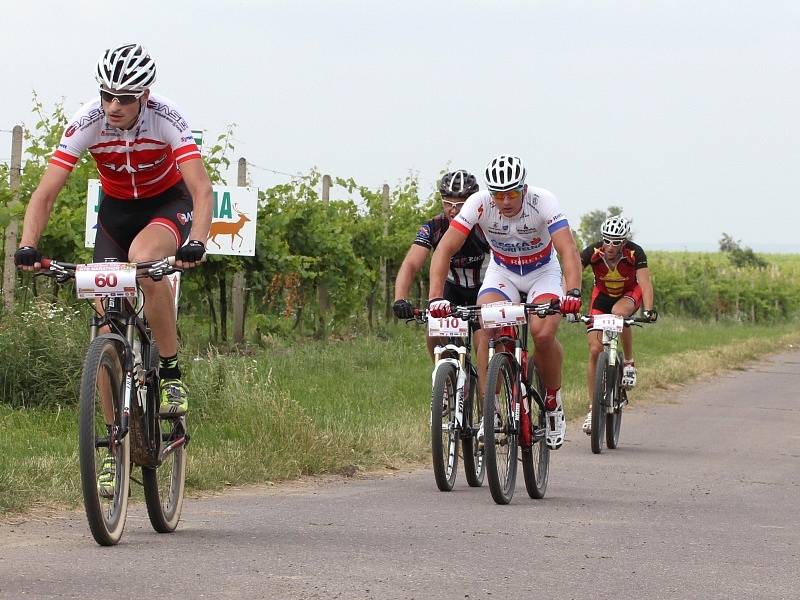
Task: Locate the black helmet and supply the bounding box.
[439,170,479,199]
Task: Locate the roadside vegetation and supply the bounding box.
[2,315,798,515]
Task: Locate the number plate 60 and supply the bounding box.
[75,262,137,299]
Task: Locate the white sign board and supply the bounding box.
[85,180,258,256]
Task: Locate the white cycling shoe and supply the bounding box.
[582,411,592,435]
[544,390,566,449]
[477,412,502,444]
[622,363,637,389]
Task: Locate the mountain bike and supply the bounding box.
[416,307,485,491]
[577,313,655,454]
[38,257,188,546]
[481,300,561,505]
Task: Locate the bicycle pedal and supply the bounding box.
[159,413,183,421]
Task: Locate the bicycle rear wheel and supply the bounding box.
[143,419,187,532]
[143,343,187,532]
[591,350,609,454]
[522,357,550,499]
[462,369,485,487]
[484,353,518,505]
[431,362,459,491]
[79,336,130,546]
[606,356,624,449]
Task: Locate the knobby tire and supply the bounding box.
[522,356,550,499]
[79,336,130,546]
[484,353,518,505]
[431,363,459,491]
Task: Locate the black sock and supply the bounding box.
[159,354,181,380]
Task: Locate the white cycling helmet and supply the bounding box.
[485,154,526,192]
[600,215,631,240]
[95,44,156,92]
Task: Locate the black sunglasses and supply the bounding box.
[603,238,624,246]
[99,89,145,105]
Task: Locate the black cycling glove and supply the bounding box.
[176,240,206,263]
[14,246,42,267]
[392,299,414,319]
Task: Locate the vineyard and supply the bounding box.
[2,98,799,346]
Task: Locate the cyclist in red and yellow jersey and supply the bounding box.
[579,215,657,434]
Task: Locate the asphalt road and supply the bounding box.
[1,351,799,599]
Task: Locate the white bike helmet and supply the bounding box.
[95,44,156,91]
[485,154,526,192]
[600,215,631,240]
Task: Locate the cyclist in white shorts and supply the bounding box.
[428,154,583,449]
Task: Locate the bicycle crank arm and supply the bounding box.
[159,435,188,461]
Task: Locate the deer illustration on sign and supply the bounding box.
[208,204,251,250]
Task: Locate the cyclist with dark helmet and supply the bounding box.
[393,170,489,360]
[579,215,657,435]
[15,44,213,497]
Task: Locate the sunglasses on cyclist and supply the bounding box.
[603,238,624,246]
[490,187,524,202]
[442,199,466,210]
[99,89,145,105]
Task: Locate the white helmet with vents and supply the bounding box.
[95,44,156,92]
[485,154,526,192]
[601,215,631,240]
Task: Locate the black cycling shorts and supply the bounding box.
[444,281,480,306]
[444,281,482,331]
[93,181,193,261]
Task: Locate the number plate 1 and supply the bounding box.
[480,302,527,328]
[75,262,137,299]
[593,313,624,332]
[428,316,469,337]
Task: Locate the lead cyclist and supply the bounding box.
[427,154,583,450]
[15,44,213,495]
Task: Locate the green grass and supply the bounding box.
[2,317,800,516]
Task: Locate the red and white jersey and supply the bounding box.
[451,188,571,276]
[50,93,201,199]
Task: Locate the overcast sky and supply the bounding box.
[2,1,798,251]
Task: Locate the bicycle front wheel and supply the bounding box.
[462,369,485,487]
[431,362,459,491]
[484,353,518,505]
[79,336,130,546]
[591,351,609,454]
[522,357,549,499]
[606,355,624,449]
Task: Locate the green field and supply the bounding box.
[2,316,799,516]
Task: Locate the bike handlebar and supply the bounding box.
[37,257,181,283]
[410,299,564,324]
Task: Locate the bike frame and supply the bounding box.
[599,324,623,415]
[41,258,186,465]
[91,293,164,462]
[486,301,557,447]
